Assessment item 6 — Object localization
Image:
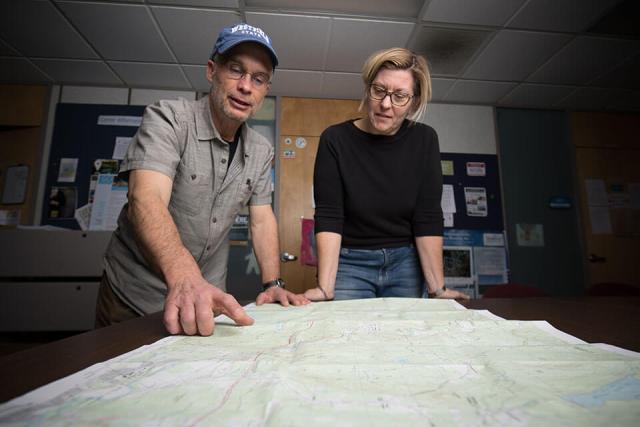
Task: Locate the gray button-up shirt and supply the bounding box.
[104,96,273,315]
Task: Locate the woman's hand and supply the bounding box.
[435,287,470,300]
[304,286,334,302]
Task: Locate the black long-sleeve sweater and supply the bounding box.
[313,119,444,249]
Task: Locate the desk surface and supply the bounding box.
[1,297,638,403]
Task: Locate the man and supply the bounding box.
[96,24,308,336]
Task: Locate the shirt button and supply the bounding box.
[191,174,196,180]
[221,158,227,164]
[212,217,217,223]
[206,245,211,251]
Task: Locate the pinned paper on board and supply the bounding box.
[97,115,142,127]
[466,162,486,176]
[443,212,454,228]
[464,187,488,217]
[112,137,132,160]
[441,184,456,214]
[441,160,454,176]
[57,158,78,183]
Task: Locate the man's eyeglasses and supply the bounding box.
[221,61,271,88]
[369,84,413,107]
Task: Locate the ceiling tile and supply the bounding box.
[464,30,571,81]
[245,0,422,19]
[604,89,640,112]
[246,13,331,71]
[109,62,190,89]
[587,0,640,37]
[152,7,240,65]
[183,65,209,91]
[269,69,323,97]
[591,52,640,90]
[445,80,516,104]
[58,1,143,3]
[527,36,640,85]
[499,83,576,107]
[0,39,19,56]
[33,59,123,85]
[0,57,52,84]
[58,1,174,62]
[150,0,239,7]
[322,72,363,99]
[326,18,414,72]
[431,78,456,101]
[508,0,623,32]
[422,0,526,26]
[411,26,491,76]
[553,87,618,110]
[0,0,97,59]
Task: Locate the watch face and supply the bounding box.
[263,278,285,289]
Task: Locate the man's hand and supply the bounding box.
[164,278,254,336]
[303,286,334,302]
[435,288,471,300]
[256,286,310,307]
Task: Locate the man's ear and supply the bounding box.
[206,60,217,85]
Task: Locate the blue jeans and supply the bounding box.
[334,245,425,300]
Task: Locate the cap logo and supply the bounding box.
[230,24,270,44]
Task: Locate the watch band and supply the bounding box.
[262,278,286,291]
[428,285,447,298]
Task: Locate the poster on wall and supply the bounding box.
[229,214,249,241]
[1,165,29,204]
[300,218,317,266]
[516,223,544,247]
[464,187,488,217]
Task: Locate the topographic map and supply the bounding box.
[1,298,639,426]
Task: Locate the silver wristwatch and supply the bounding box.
[428,285,447,298]
[262,278,286,291]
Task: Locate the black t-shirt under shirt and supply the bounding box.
[313,119,443,249]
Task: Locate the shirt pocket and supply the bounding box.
[170,170,211,216]
[235,170,260,208]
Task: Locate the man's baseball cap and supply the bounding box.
[212,24,278,69]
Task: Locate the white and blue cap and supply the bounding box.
[212,24,278,69]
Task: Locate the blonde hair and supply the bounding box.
[359,48,431,121]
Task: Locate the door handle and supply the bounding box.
[588,253,606,263]
[280,252,297,262]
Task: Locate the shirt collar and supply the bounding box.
[194,95,253,157]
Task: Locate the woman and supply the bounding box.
[304,48,468,302]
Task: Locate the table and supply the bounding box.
[1,297,638,404]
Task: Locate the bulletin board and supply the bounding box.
[42,103,145,229]
[440,153,507,290]
[440,152,503,231]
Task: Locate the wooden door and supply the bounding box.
[277,98,361,294]
[571,112,640,288]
